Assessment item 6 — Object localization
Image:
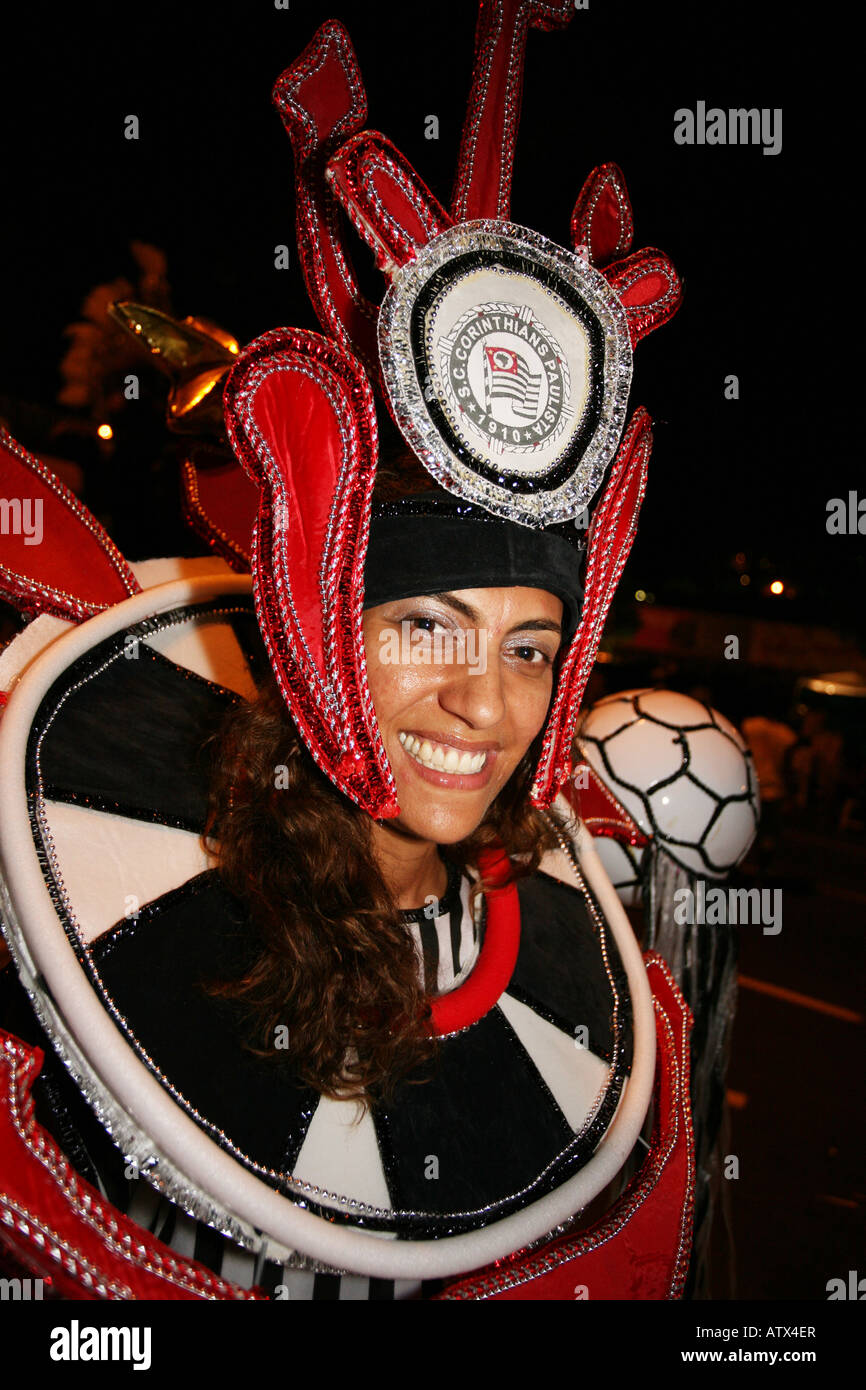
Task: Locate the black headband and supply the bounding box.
[363,492,584,643]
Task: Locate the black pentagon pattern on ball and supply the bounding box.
[577,691,759,877]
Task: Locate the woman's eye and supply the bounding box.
[511,644,551,666]
[406,615,447,634]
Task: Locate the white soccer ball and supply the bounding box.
[577,689,760,878]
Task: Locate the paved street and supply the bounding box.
[708,816,866,1300]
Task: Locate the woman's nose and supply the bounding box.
[436,635,506,728]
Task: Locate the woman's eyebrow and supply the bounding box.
[514,619,564,636]
[426,592,562,636]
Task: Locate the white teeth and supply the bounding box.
[398,731,488,775]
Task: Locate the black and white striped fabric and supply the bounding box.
[400,861,483,996]
[121,1173,445,1301]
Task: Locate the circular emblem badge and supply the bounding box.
[379,221,633,527]
[439,297,574,464]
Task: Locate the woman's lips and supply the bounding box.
[398,730,498,788]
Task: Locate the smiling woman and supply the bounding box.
[0,4,692,1302]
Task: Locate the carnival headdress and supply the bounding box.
[219,4,682,819]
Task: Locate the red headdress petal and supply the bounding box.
[180,444,257,573]
[530,408,653,807]
[560,761,649,848]
[0,429,141,623]
[272,22,380,381]
[571,161,635,267]
[451,0,575,221]
[604,248,683,346]
[222,329,397,818]
[327,131,452,273]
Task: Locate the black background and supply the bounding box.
[0,3,863,1313]
[0,0,855,631]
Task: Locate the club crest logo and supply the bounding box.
[438,303,573,454]
[379,221,633,526]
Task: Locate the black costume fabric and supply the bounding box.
[364,489,585,644]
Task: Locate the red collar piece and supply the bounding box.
[428,843,520,1038]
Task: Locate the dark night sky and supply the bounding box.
[0,1,858,636]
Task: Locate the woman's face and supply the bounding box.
[362,587,564,844]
